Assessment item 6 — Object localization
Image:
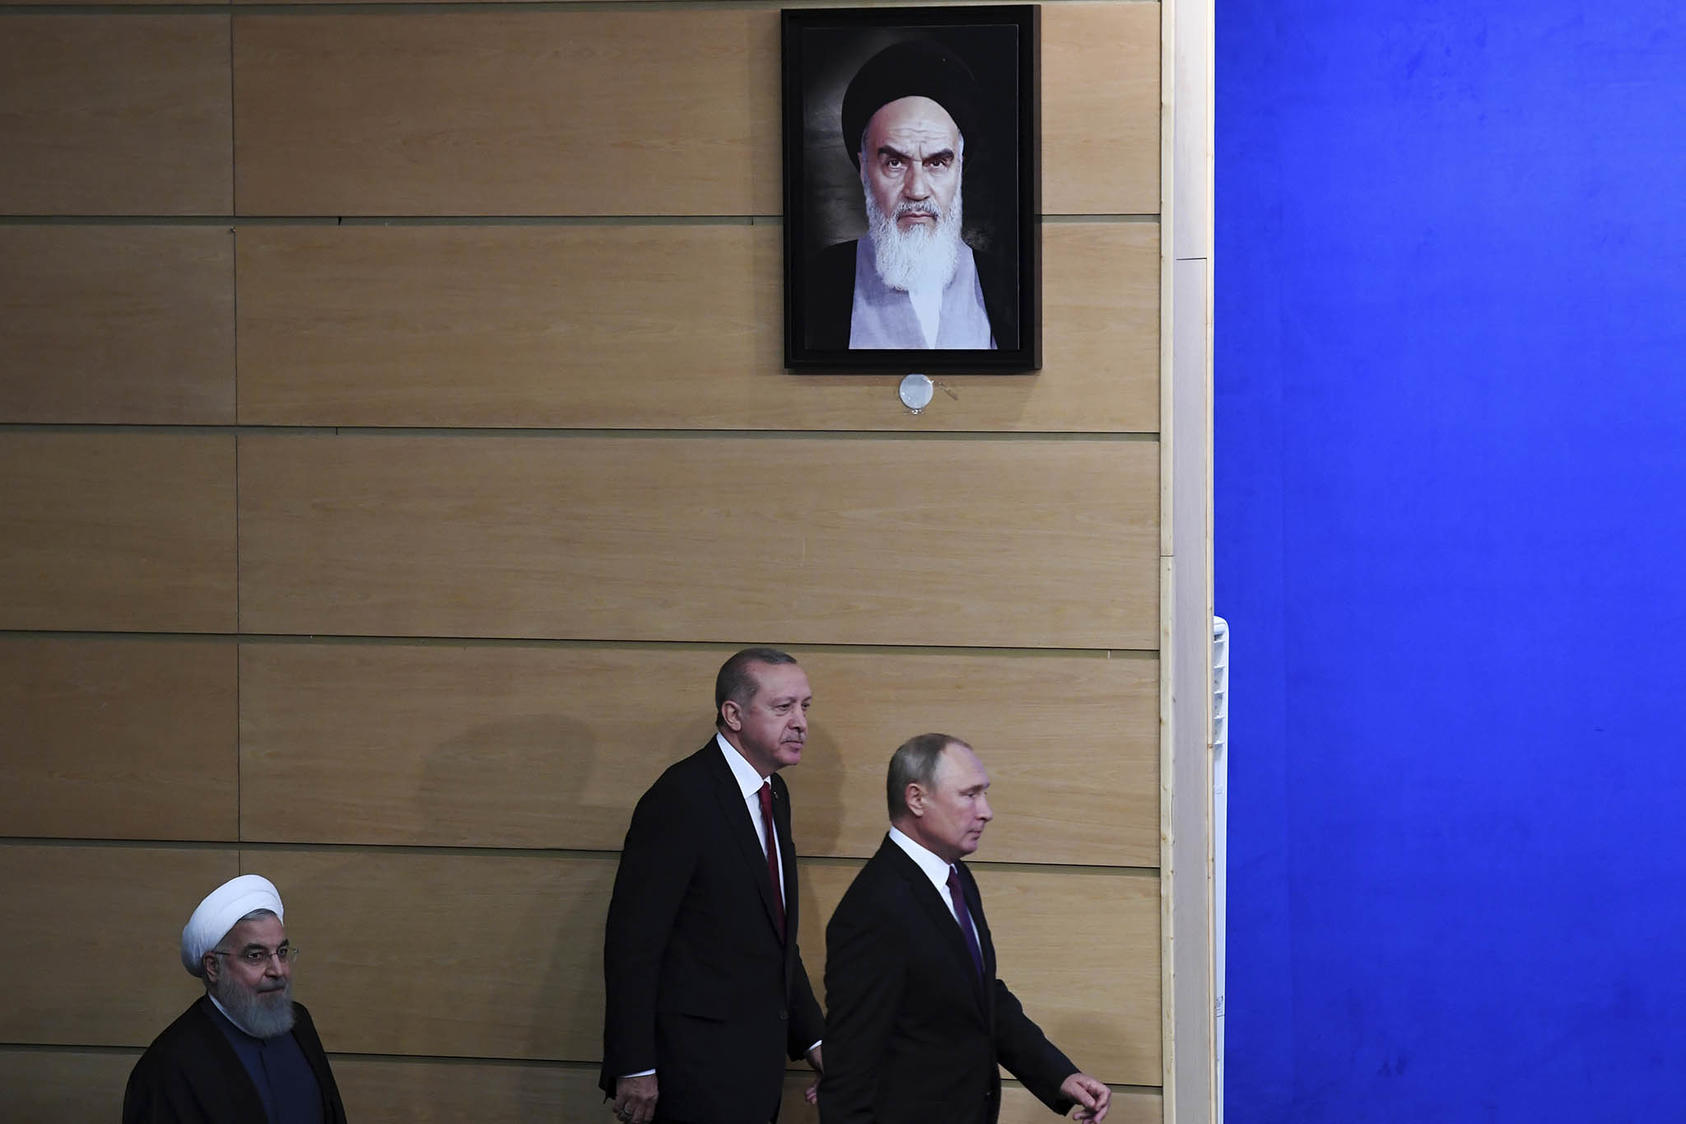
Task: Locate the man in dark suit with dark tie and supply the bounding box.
[601,647,826,1124]
[820,733,1112,1124]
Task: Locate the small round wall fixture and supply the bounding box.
[898,373,935,414]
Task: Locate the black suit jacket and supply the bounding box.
[602,741,825,1123]
[122,997,346,1124]
[820,836,1076,1124]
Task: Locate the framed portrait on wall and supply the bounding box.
[781,6,1041,372]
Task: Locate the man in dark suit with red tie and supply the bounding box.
[821,733,1112,1124]
[602,648,826,1124]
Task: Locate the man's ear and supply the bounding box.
[202,954,220,983]
[721,700,743,732]
[905,783,926,817]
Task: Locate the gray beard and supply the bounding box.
[210,973,296,1039]
[863,179,964,293]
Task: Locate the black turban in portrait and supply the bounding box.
[840,39,982,168]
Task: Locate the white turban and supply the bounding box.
[180,874,285,977]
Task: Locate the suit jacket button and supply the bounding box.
[779,1009,789,1021]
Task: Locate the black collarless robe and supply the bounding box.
[123,997,347,1124]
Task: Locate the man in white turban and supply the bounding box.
[123,874,346,1123]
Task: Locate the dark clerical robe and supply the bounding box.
[123,997,347,1124]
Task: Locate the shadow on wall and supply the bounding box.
[399,705,846,1111]
[408,713,701,1110]
[784,722,848,857]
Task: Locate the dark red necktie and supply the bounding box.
[947,865,985,982]
[758,782,786,941]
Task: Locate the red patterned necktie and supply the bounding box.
[758,782,786,941]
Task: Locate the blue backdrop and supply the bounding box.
[1215,1,1686,1119]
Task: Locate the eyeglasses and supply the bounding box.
[210,945,301,968]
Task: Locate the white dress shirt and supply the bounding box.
[887,825,976,932]
[716,732,785,902]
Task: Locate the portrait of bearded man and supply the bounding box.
[796,33,1023,355]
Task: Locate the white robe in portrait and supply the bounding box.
[848,238,997,350]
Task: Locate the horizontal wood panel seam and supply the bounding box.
[1,630,1161,658]
[0,217,245,225]
[6,425,1161,439]
[0,1044,1159,1096]
[1,425,1159,438]
[0,1043,139,1055]
[0,838,1161,872]
[0,3,1163,10]
[0,215,1162,223]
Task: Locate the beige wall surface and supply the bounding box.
[0,226,235,424]
[235,221,1159,431]
[0,15,232,215]
[239,641,1159,865]
[0,0,1173,1118]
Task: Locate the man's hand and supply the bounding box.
[612,1074,658,1124]
[1060,1072,1111,1122]
[804,1044,824,1104]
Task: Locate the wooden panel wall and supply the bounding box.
[0,15,231,215]
[239,643,1159,865]
[0,0,1168,1120]
[0,433,236,632]
[0,227,234,424]
[235,222,1159,431]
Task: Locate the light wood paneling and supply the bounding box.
[333,1057,603,1124]
[333,1071,1159,1124]
[237,433,1157,649]
[14,0,222,6]
[336,1057,1163,1124]
[253,849,1156,1082]
[232,7,1157,218]
[798,862,1160,1086]
[784,651,1159,866]
[0,227,234,425]
[0,637,237,841]
[240,643,1158,866]
[0,845,239,1047]
[786,1073,1160,1124]
[996,1084,1162,1124]
[0,0,1178,1113]
[0,1049,137,1124]
[235,222,1156,432]
[1042,3,1161,215]
[256,849,616,1061]
[234,11,779,217]
[0,16,231,215]
[0,433,236,633]
[0,1048,1163,1123]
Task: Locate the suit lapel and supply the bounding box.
[881,840,989,1018]
[702,742,786,941]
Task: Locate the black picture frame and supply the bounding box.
[781,6,1041,372]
